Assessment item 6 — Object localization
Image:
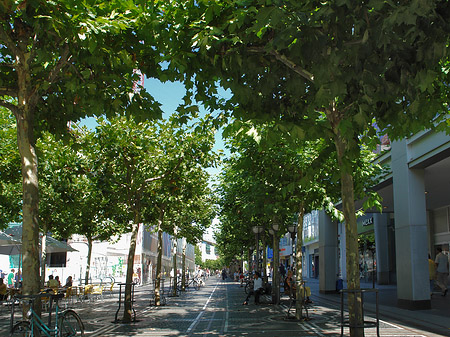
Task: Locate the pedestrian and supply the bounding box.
[239,270,244,287]
[434,247,449,296]
[284,270,312,303]
[15,270,22,288]
[55,275,61,287]
[7,269,15,288]
[279,263,286,280]
[243,271,264,305]
[428,254,436,296]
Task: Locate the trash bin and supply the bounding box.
[336,278,343,291]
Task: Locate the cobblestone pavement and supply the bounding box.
[0,277,447,336]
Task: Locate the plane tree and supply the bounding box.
[160,2,449,334]
[38,126,125,286]
[217,121,383,317]
[0,1,165,298]
[92,115,175,322]
[93,115,218,316]
[151,119,218,304]
[0,106,118,286]
[166,165,217,296]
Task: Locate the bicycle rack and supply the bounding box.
[168,277,181,297]
[114,282,136,323]
[339,288,379,337]
[149,278,166,306]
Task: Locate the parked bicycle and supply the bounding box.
[180,276,203,291]
[10,290,84,336]
[244,279,254,294]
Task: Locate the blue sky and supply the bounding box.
[80,77,227,178]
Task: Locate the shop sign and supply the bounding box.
[357,216,374,234]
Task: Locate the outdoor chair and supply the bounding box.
[91,284,104,301]
[103,282,115,297]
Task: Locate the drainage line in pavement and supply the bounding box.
[186,282,218,334]
[91,323,120,336]
[307,320,325,336]
[224,282,229,334]
[202,310,217,337]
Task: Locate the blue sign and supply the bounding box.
[267,247,273,259]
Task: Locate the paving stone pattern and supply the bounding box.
[0,277,447,336]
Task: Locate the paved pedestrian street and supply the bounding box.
[0,277,448,336]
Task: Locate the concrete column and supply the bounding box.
[374,213,390,284]
[392,139,431,310]
[319,210,338,293]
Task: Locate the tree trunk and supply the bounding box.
[122,217,140,323]
[328,105,363,337]
[84,237,93,285]
[247,248,252,273]
[181,238,187,291]
[272,232,280,305]
[295,204,305,320]
[155,206,165,306]
[171,226,178,297]
[16,107,41,313]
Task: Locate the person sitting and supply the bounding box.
[243,271,264,305]
[64,276,73,288]
[239,272,245,287]
[0,278,7,301]
[284,270,313,304]
[47,275,59,288]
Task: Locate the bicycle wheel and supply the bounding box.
[193,280,199,291]
[59,309,85,337]
[10,321,31,337]
[244,282,253,294]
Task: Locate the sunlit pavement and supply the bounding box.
[1,277,448,336]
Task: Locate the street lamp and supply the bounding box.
[271,222,281,305]
[252,226,264,273]
[288,223,297,269]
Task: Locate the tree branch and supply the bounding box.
[46,44,71,85]
[247,46,315,83]
[0,98,20,117]
[0,25,21,58]
[28,44,72,108]
[0,88,18,97]
[137,156,185,194]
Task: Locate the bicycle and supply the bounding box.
[182,277,201,291]
[10,290,84,336]
[244,279,254,294]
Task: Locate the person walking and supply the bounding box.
[428,254,436,296]
[7,269,14,288]
[279,263,286,281]
[435,248,449,296]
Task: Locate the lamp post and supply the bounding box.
[249,245,254,272]
[288,223,297,270]
[252,225,264,273]
[270,221,281,304]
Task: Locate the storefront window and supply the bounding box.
[303,210,319,243]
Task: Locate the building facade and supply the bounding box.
[316,128,450,309]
